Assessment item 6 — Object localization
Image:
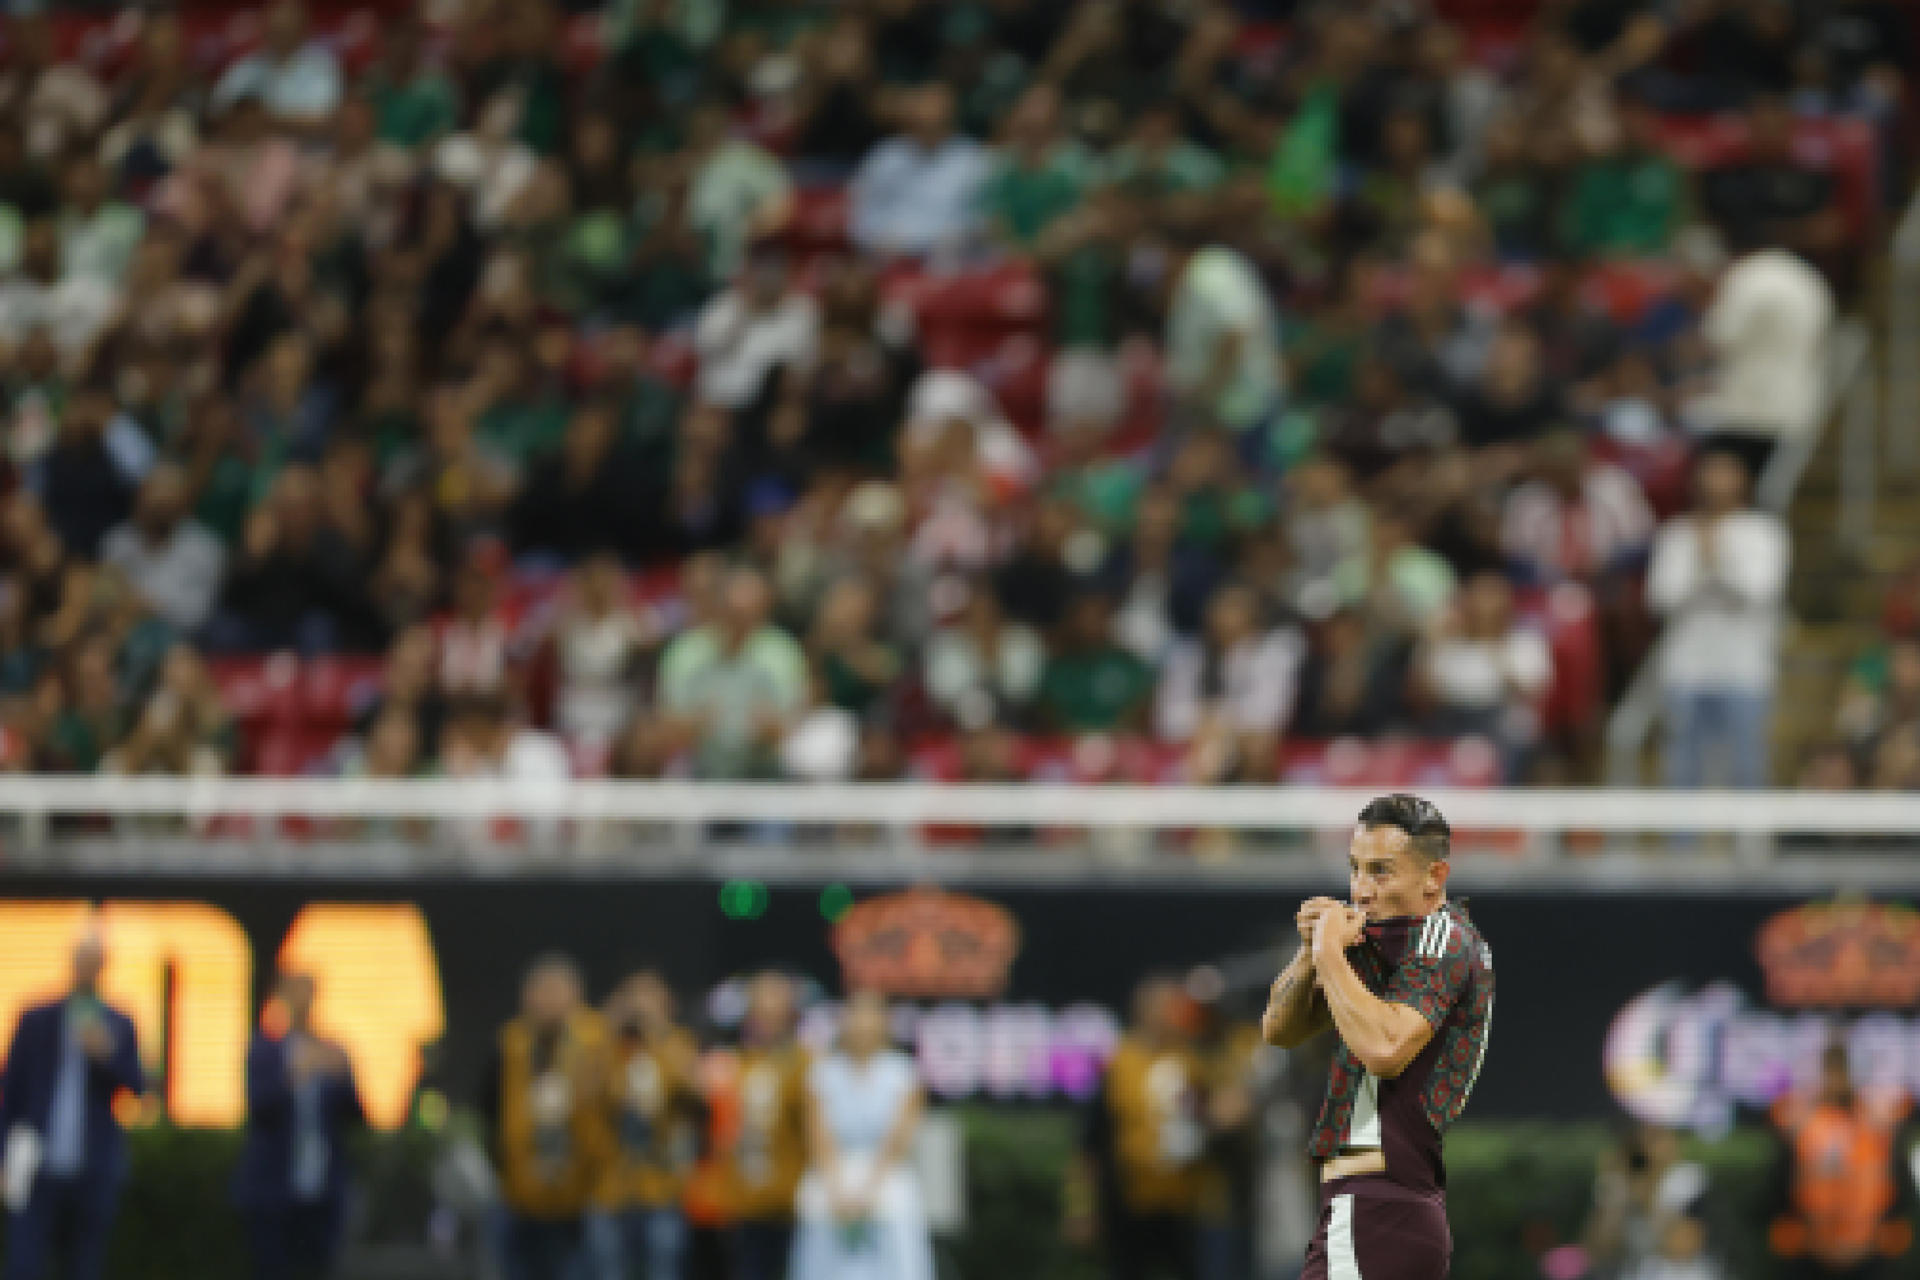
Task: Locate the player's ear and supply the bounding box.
[1426,855,1450,897]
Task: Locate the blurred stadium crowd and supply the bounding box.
[0,0,1907,790]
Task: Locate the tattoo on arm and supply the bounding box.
[1264,959,1330,1046]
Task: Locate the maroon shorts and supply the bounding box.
[1300,1175,1452,1280]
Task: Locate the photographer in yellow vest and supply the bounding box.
[1069,976,1208,1280]
[596,971,706,1280]
[719,972,810,1280]
[481,954,613,1280]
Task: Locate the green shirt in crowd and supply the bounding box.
[1560,152,1684,256]
[606,0,726,51]
[689,140,791,279]
[191,453,255,547]
[1103,141,1225,199]
[1049,242,1123,350]
[1332,546,1457,629]
[477,395,570,467]
[59,202,145,284]
[982,145,1095,246]
[657,623,809,778]
[369,72,460,148]
[1052,458,1146,535]
[1267,82,1339,217]
[1039,644,1153,733]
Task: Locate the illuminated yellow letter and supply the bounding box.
[96,903,252,1127]
[0,901,97,1059]
[277,905,446,1130]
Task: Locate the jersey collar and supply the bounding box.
[1362,903,1452,968]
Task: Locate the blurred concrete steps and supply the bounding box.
[1771,301,1920,777]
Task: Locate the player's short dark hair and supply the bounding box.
[1358,793,1451,861]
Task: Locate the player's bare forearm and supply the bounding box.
[1261,948,1331,1047]
[1313,933,1432,1077]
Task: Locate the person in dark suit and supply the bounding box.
[235,971,366,1280]
[0,927,144,1280]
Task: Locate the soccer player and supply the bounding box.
[1261,794,1495,1280]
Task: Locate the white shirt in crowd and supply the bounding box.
[1165,246,1284,433]
[848,135,990,258]
[694,288,821,410]
[1425,628,1553,713]
[1699,248,1834,441]
[901,369,1038,496]
[1155,628,1306,742]
[922,624,1045,721]
[100,519,227,634]
[498,729,571,781]
[1646,510,1790,692]
[1500,464,1653,583]
[445,726,572,850]
[555,609,645,749]
[0,276,117,364]
[212,44,343,123]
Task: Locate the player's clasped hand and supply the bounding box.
[1296,897,1344,947]
[1313,905,1367,958]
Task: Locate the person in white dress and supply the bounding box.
[790,991,934,1280]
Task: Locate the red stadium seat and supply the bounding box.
[1110,337,1168,455]
[561,14,606,76]
[1591,434,1694,519]
[1367,739,1426,786]
[1446,737,1503,787]
[1657,115,1881,243]
[787,187,852,254]
[210,654,302,729]
[301,656,384,729]
[905,263,1048,337]
[1518,583,1604,740]
[973,335,1050,436]
[251,725,340,777]
[649,333,698,390]
[907,738,966,782]
[330,10,381,78]
[1584,260,1681,325]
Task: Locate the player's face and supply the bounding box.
[1347,825,1441,920]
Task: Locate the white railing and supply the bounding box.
[0,774,1914,833]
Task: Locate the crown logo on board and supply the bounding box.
[831,888,1020,999]
[1755,901,1920,1009]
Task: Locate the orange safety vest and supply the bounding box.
[1773,1091,1909,1266]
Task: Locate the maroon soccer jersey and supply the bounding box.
[1306,902,1494,1195]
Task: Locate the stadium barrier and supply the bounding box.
[1,775,1917,834]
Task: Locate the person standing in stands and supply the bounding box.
[482,955,614,1280]
[1770,1041,1913,1280]
[235,971,366,1280]
[0,927,144,1280]
[598,972,706,1280]
[1646,449,1790,790]
[721,972,810,1280]
[1070,977,1206,1280]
